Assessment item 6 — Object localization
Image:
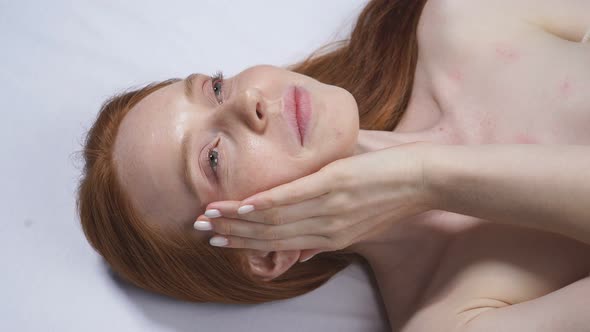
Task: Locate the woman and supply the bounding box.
[76,0,590,331]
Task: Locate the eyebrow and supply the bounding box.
[184,73,200,100]
[180,131,201,204]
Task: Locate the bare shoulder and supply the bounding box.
[400,222,590,332]
[420,0,590,42]
[417,0,527,68]
[427,223,590,304]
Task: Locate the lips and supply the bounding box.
[283,85,311,146]
[294,86,311,144]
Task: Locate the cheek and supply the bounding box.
[228,150,312,199]
[322,87,359,156]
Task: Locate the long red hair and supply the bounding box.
[76,0,427,304]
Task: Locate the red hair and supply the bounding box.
[76,0,427,304]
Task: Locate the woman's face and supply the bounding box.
[113,65,359,232]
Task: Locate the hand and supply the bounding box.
[195,142,436,262]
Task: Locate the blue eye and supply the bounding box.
[211,70,224,105]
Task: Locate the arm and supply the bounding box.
[458,276,590,332]
[424,144,590,245]
[507,0,590,42]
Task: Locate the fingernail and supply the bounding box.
[237,205,255,214]
[205,209,221,218]
[300,254,315,263]
[210,236,228,247]
[193,220,212,231]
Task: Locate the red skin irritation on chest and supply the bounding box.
[449,69,463,82]
[495,44,520,63]
[559,79,572,97]
[513,133,537,144]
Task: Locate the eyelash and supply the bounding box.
[205,137,221,179]
[205,70,224,178]
[211,70,224,105]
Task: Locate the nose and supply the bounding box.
[220,87,268,134]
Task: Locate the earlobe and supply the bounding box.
[247,250,301,281]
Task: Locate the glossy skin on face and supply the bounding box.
[113,65,359,233]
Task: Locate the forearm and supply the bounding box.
[424,144,590,244]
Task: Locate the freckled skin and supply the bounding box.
[495,43,521,63]
[363,2,590,330]
[449,69,463,82]
[513,133,537,144]
[112,65,360,229]
[559,79,572,97]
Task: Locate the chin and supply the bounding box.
[309,83,360,164]
[327,112,359,162]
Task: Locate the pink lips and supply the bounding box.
[283,86,312,146]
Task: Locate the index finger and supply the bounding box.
[240,168,332,210]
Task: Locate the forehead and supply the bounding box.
[134,80,185,114]
[112,80,203,230]
[117,80,191,148]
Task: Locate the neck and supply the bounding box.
[342,63,454,328]
[347,127,452,328]
[353,125,445,156]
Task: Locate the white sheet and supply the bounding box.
[0,0,390,331]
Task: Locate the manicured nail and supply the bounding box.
[300,254,315,263]
[210,236,228,247]
[237,205,255,214]
[193,220,212,231]
[205,209,221,218]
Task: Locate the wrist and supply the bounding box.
[419,143,450,211]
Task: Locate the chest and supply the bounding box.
[395,218,590,332]
[416,2,590,146]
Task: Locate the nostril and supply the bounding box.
[256,104,263,119]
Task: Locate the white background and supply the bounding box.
[0,1,390,331]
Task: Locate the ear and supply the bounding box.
[245,249,301,282]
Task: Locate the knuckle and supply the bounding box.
[265,209,283,225]
[261,212,272,224]
[260,227,278,240]
[335,238,348,250]
[332,234,350,250]
[290,185,305,199]
[270,240,284,251]
[328,240,342,251]
[267,195,279,208]
[261,190,279,207]
[273,215,283,226]
[328,164,351,188]
[325,192,353,213]
[323,218,342,234]
[326,192,344,209]
[215,221,230,235]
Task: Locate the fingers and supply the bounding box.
[210,233,334,251]
[299,249,324,262]
[198,215,330,240]
[203,200,242,218]
[200,214,382,252]
[239,168,332,210]
[205,194,331,225]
